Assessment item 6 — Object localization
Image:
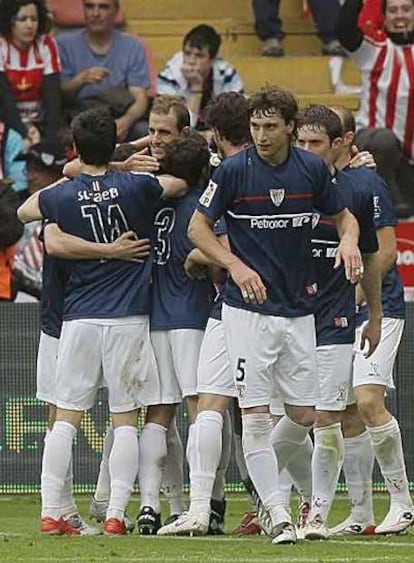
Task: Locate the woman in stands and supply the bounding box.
[0,0,61,147]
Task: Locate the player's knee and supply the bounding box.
[357,396,387,426]
[242,412,273,454]
[285,405,315,427]
[341,404,366,437]
[314,410,341,428]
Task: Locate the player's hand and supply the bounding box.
[184,253,208,280]
[228,259,267,305]
[181,63,204,91]
[360,317,381,358]
[80,67,110,84]
[108,232,151,262]
[349,147,376,169]
[335,237,363,284]
[114,148,159,173]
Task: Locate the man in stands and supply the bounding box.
[157,25,244,130]
[336,0,414,217]
[57,0,151,141]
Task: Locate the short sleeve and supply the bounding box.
[312,161,346,216]
[40,35,61,75]
[125,37,151,89]
[196,165,237,223]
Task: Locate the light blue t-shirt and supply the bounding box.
[57,29,150,99]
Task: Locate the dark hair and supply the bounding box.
[0,0,51,36]
[151,95,191,131]
[112,143,139,162]
[160,130,210,187]
[297,104,343,143]
[183,24,221,58]
[205,92,251,146]
[72,108,117,166]
[330,105,356,134]
[248,85,299,130]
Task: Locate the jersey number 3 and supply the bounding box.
[154,207,176,265]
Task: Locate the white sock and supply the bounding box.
[190,410,223,513]
[278,468,293,511]
[233,431,249,481]
[41,421,77,519]
[310,423,344,521]
[94,426,114,502]
[284,433,313,500]
[343,431,375,523]
[368,417,413,508]
[270,415,312,472]
[60,454,78,518]
[242,413,290,526]
[107,425,139,521]
[161,418,185,515]
[212,410,232,502]
[138,423,167,513]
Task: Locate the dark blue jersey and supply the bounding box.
[40,254,70,339]
[39,171,163,320]
[196,146,345,317]
[209,217,228,321]
[313,168,378,346]
[350,167,405,323]
[151,187,215,330]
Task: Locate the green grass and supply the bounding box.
[0,494,413,562]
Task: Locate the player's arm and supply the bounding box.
[184,234,229,280]
[43,223,151,262]
[157,174,188,198]
[359,250,383,357]
[331,208,363,283]
[188,210,267,304]
[17,178,66,223]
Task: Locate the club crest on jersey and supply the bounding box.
[269,188,285,207]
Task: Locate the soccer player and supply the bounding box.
[294,105,382,540]
[19,107,186,535]
[157,92,252,537]
[329,106,414,536]
[186,84,363,544]
[136,129,215,534]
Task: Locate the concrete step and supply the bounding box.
[123,0,304,20]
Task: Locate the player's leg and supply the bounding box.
[353,319,413,534]
[40,321,102,536]
[330,402,376,535]
[160,417,186,520]
[138,329,182,534]
[103,316,157,536]
[158,320,233,536]
[304,344,353,540]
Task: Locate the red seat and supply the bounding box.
[46,0,125,28]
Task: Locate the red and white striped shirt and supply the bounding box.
[0,34,61,125]
[353,37,414,162]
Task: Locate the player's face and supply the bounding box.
[183,43,214,80]
[83,0,118,34]
[148,110,181,160]
[250,112,293,165]
[385,0,414,33]
[296,126,340,166]
[12,3,39,48]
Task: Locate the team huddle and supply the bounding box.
[17,86,413,545]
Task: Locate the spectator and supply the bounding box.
[0,120,28,197]
[0,0,61,146]
[253,0,347,57]
[336,0,414,218]
[157,24,244,130]
[57,0,151,141]
[12,141,68,300]
[0,181,24,301]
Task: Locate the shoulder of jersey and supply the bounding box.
[209,152,222,169]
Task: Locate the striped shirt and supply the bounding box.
[157,51,243,128]
[0,34,61,125]
[352,36,414,161]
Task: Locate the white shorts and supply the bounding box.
[36,331,59,404]
[144,329,204,405]
[350,318,404,397]
[55,316,156,412]
[315,344,353,411]
[222,304,319,409]
[197,318,235,398]
[269,396,286,417]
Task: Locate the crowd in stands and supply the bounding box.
[1,0,414,302]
